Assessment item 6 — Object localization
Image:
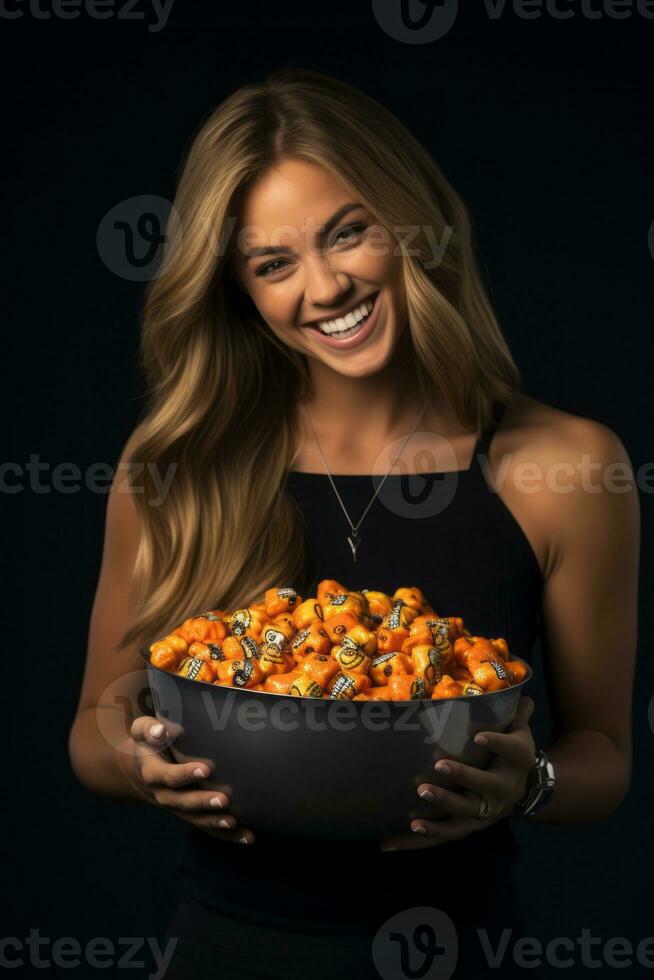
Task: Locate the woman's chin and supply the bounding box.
[311,323,399,377]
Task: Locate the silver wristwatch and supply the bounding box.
[511,748,556,819]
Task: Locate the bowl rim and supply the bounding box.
[139,642,533,705]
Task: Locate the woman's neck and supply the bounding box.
[292,339,459,474]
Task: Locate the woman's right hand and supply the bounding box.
[126,716,255,845]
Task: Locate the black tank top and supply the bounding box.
[176,402,543,930]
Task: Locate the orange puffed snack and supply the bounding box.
[150,634,188,672]
[504,660,528,684]
[370,650,411,685]
[393,586,427,612]
[352,684,393,701]
[367,685,392,700]
[317,579,348,604]
[292,598,324,631]
[375,625,409,654]
[176,657,216,684]
[264,587,302,618]
[258,644,295,677]
[491,637,510,661]
[432,675,464,700]
[388,672,430,701]
[322,611,361,643]
[451,664,474,683]
[453,634,474,665]
[226,607,268,642]
[272,611,296,634]
[302,652,341,688]
[452,635,494,671]
[333,643,372,676]
[472,659,510,692]
[214,656,265,688]
[149,580,528,702]
[322,592,365,621]
[175,611,227,645]
[410,645,446,694]
[326,671,371,700]
[360,590,393,621]
[263,670,302,695]
[402,616,439,652]
[446,616,468,639]
[291,626,331,659]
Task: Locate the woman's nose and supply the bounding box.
[303,256,352,308]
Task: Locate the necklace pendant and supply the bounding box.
[347,529,360,562]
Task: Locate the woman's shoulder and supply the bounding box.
[487,393,635,581]
[497,392,631,474]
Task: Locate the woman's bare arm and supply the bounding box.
[68,439,154,802]
[380,411,641,850]
[68,440,253,841]
[528,418,640,822]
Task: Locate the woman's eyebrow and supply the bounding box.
[243,202,363,262]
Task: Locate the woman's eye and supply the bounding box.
[256,259,289,277]
[254,223,366,277]
[332,222,366,246]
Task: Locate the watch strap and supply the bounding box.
[511,748,556,819]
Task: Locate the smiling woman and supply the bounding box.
[230,167,400,362]
[69,66,639,980]
[113,65,520,642]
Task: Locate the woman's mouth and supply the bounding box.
[301,291,381,350]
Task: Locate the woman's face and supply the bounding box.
[231,158,408,378]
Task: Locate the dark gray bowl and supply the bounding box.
[141,646,532,841]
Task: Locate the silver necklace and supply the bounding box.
[301,397,432,562]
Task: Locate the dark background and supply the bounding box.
[2,1,652,976]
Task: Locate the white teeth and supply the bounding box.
[315,296,375,335]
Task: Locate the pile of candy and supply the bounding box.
[148,580,528,700]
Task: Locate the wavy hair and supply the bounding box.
[118,66,521,651]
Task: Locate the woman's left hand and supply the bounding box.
[380,695,537,851]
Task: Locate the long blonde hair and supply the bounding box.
[119,67,521,651]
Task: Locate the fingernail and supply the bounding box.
[239,835,251,845]
[419,789,435,801]
[413,825,427,835]
[209,796,223,808]
[194,767,208,779]
[151,723,164,738]
[380,845,396,852]
[475,734,489,746]
[218,818,231,829]
[435,762,451,775]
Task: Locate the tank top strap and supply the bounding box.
[470,401,507,472]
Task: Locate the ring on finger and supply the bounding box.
[475,795,490,819]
